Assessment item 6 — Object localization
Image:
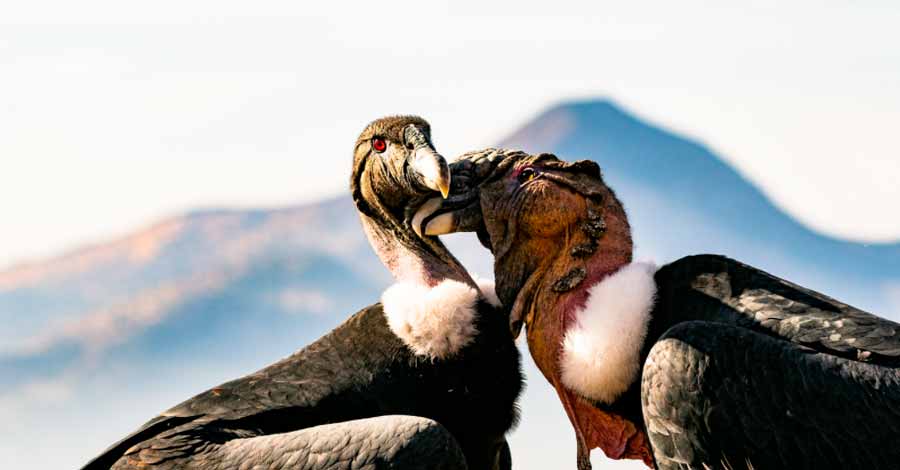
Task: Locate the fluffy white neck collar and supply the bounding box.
[560,261,658,404]
[381,277,500,360]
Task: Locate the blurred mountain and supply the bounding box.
[0,199,391,469]
[2,99,897,470]
[500,100,900,311]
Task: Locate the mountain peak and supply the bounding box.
[499,98,899,282]
[546,98,626,117]
[498,98,647,152]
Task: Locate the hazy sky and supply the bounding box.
[2,1,899,268]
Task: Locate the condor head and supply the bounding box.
[413,149,652,468]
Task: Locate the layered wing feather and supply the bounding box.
[642,255,900,469]
[109,416,467,470]
[642,321,900,470]
[652,254,900,366]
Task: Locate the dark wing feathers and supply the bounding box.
[80,416,199,470]
[654,254,900,366]
[644,255,900,469]
[213,416,467,470]
[84,304,403,470]
[161,304,399,423]
[85,298,520,470]
[110,416,467,470]
[642,320,900,470]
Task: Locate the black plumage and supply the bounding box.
[84,300,520,470]
[634,255,900,469]
[80,117,522,470]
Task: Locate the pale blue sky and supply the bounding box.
[2,0,899,268]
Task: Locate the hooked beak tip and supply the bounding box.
[412,146,452,198]
[438,178,451,199]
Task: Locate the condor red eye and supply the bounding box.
[372,138,387,153]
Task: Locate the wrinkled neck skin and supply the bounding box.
[508,206,653,468]
[511,202,634,373]
[360,214,474,288]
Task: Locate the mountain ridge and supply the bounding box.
[499,99,899,294]
[503,98,900,247]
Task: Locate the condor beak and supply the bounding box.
[411,148,505,239]
[405,124,450,198]
[412,146,451,198]
[411,192,484,239]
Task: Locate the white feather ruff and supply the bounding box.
[560,262,658,403]
[381,280,480,360]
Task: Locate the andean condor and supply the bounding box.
[415,148,900,470]
[80,118,522,470]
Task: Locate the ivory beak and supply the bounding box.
[411,197,458,238]
[412,147,451,198]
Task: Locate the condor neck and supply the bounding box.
[553,248,633,329]
[518,212,650,466]
[562,205,633,318]
[521,210,634,382]
[359,214,474,288]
